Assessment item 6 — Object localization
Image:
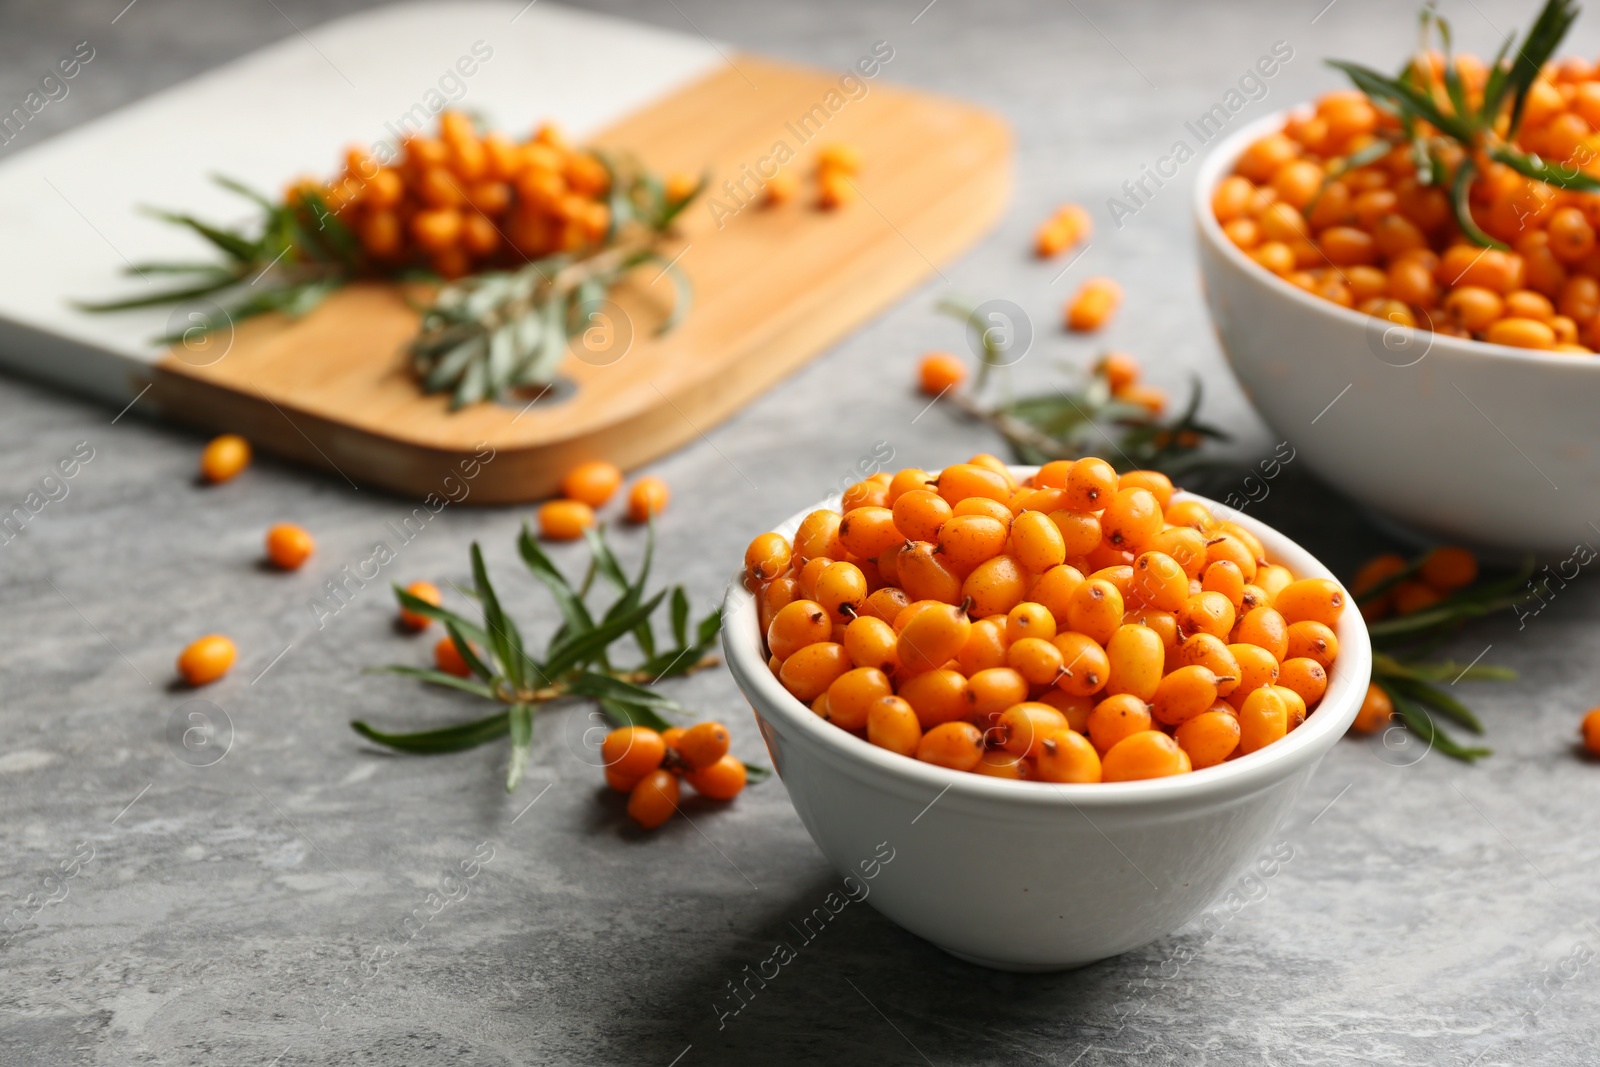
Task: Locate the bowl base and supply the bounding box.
[939,945,1103,973]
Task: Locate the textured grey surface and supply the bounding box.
[3,0,1600,1064]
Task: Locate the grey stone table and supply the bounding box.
[4,0,1599,1063]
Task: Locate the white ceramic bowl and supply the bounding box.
[1196,110,1600,556]
[722,482,1372,971]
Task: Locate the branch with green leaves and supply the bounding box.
[351,522,732,792]
[1360,553,1537,761]
[932,297,1230,477]
[1327,0,1594,249]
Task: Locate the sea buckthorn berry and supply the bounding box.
[899,668,970,727]
[962,554,1029,618]
[918,351,966,395]
[1212,175,1256,222]
[1130,551,1189,612]
[678,721,731,770]
[1028,563,1086,621]
[605,767,642,793]
[1239,584,1270,614]
[1351,552,1405,609]
[602,726,666,780]
[626,477,669,522]
[1149,526,1208,579]
[1237,134,1299,183]
[1274,578,1346,627]
[1049,510,1103,557]
[797,556,833,601]
[937,514,1010,574]
[685,755,747,800]
[841,479,889,512]
[1255,563,1294,600]
[200,434,251,484]
[1105,624,1165,702]
[1177,591,1236,641]
[973,749,1031,779]
[966,454,1017,489]
[815,561,868,624]
[957,617,1009,675]
[1238,687,1289,754]
[1008,637,1066,686]
[844,615,899,672]
[399,580,443,630]
[539,499,595,541]
[1420,545,1477,591]
[1011,511,1067,573]
[1580,708,1600,756]
[1102,487,1163,553]
[1006,602,1056,643]
[862,585,911,624]
[744,532,793,582]
[1038,690,1094,733]
[999,702,1070,756]
[177,634,236,686]
[965,667,1030,720]
[953,496,1014,524]
[1175,710,1242,770]
[1285,620,1339,668]
[1066,277,1123,331]
[1129,608,1180,656]
[794,509,845,564]
[916,721,985,771]
[1152,665,1223,727]
[1278,655,1328,709]
[897,602,972,675]
[935,464,1012,507]
[1233,605,1289,660]
[1227,642,1280,704]
[265,523,315,570]
[825,668,893,730]
[561,460,623,507]
[1091,564,1135,600]
[1102,730,1188,782]
[897,541,964,604]
[767,599,832,660]
[627,769,680,829]
[1118,470,1174,509]
[1164,498,1217,532]
[779,642,852,702]
[1065,457,1119,511]
[1053,632,1110,697]
[887,467,933,504]
[1175,633,1241,697]
[839,507,902,560]
[1201,559,1246,609]
[1204,533,1258,583]
[868,695,923,756]
[1486,317,1556,349]
[1066,577,1125,646]
[1035,729,1102,783]
[1444,286,1504,330]
[1035,459,1075,489]
[1274,685,1308,730]
[1088,693,1154,755]
[435,635,474,678]
[893,489,953,542]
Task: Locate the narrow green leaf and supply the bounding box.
[597,697,673,732]
[211,174,277,210]
[567,671,687,714]
[744,764,773,782]
[544,589,667,678]
[75,275,242,314]
[1384,676,1485,734]
[1386,686,1491,762]
[670,587,690,647]
[472,542,529,689]
[1325,59,1475,143]
[1450,159,1508,250]
[518,523,596,642]
[1489,146,1600,193]
[583,526,630,592]
[145,208,260,262]
[350,709,511,753]
[392,585,490,647]
[443,621,495,682]
[366,664,496,699]
[506,703,532,792]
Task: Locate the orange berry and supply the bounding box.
[1273,578,1346,627]
[915,721,985,771]
[779,642,852,702]
[1175,710,1241,769]
[964,667,1030,720]
[602,726,667,780]
[1087,692,1153,755]
[1034,728,1102,782]
[434,635,474,678]
[199,434,251,484]
[177,634,236,686]
[744,532,793,582]
[1053,631,1110,697]
[918,352,966,395]
[1102,730,1188,781]
[824,667,893,730]
[685,755,747,800]
[539,499,595,541]
[867,695,922,756]
[1066,277,1122,331]
[627,769,680,829]
[898,668,970,728]
[1238,686,1289,754]
[399,580,442,631]
[1419,546,1477,592]
[767,599,832,661]
[1393,580,1443,616]
[561,460,623,507]
[897,602,972,675]
[1285,621,1339,669]
[1580,708,1600,756]
[626,476,669,522]
[1102,488,1163,553]
[264,523,315,570]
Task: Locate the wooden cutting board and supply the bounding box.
[0,3,1010,503]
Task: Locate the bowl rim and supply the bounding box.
[722,474,1374,810]
[1192,107,1600,372]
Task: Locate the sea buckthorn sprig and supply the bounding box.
[927,298,1228,477]
[745,456,1344,783]
[352,522,731,792]
[83,112,702,405]
[1345,545,1532,761]
[1216,0,1600,351]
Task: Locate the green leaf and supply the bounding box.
[506,703,532,792]
[211,174,277,211]
[75,274,243,314]
[1506,0,1580,134]
[518,523,596,643]
[568,671,688,714]
[393,585,490,647]
[1450,158,1508,250]
[582,526,630,592]
[1386,685,1492,762]
[444,621,495,682]
[1325,59,1475,143]
[597,697,673,733]
[1383,676,1484,734]
[366,664,496,699]
[472,542,533,689]
[744,764,772,782]
[350,709,511,753]
[544,589,667,678]
[1487,145,1600,193]
[144,208,261,263]
[670,587,690,647]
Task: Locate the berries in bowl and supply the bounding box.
[721,458,1371,970]
[1195,0,1600,553]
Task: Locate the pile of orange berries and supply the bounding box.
[1215,68,1600,352]
[601,721,748,828]
[1350,545,1478,622]
[294,111,630,281]
[536,460,670,541]
[743,455,1346,782]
